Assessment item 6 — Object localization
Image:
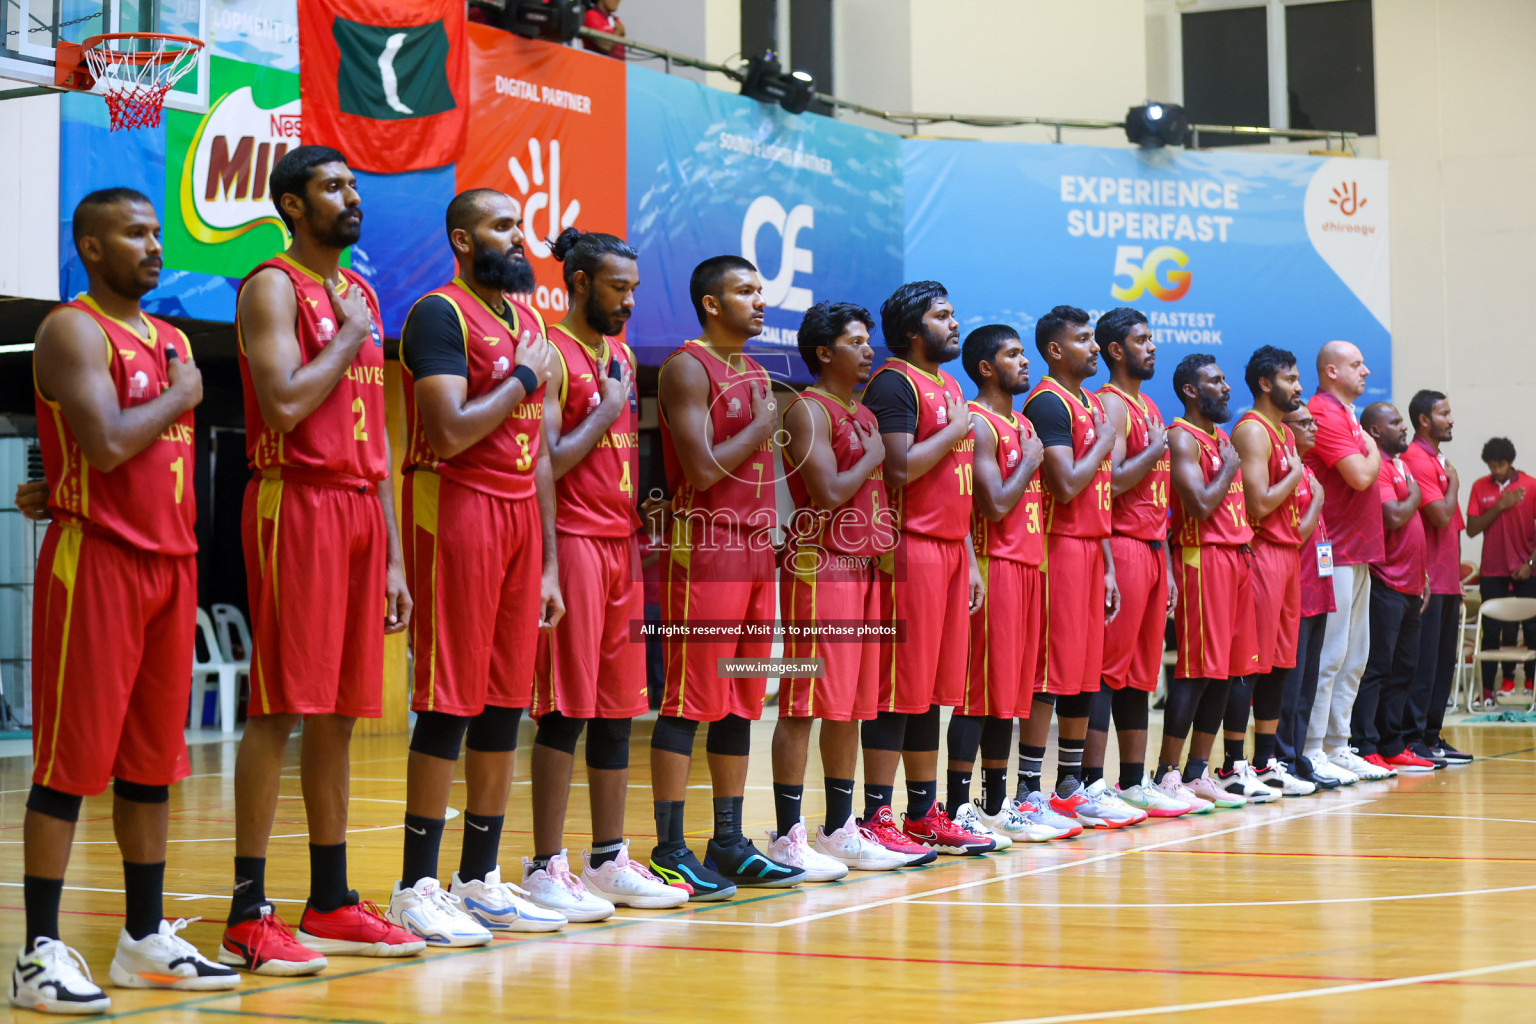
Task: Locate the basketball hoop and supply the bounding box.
[54,33,205,131]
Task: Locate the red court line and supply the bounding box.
[550,939,1536,989]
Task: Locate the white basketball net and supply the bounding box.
[83,36,202,131]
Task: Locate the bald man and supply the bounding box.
[1299,342,1390,786]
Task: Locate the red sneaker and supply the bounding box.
[218,906,328,976]
[1362,753,1399,777]
[858,806,938,865]
[297,900,426,957]
[1383,749,1437,774]
[901,803,995,856]
[1500,679,1517,696]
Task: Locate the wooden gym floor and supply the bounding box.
[1,715,1533,1023]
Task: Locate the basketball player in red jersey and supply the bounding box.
[12,189,236,1014]
[383,189,573,943]
[223,147,422,974]
[525,227,688,911]
[1088,308,1191,818]
[647,256,805,899]
[1156,354,1257,811]
[861,281,992,858]
[768,301,907,874]
[1229,346,1319,796]
[944,326,1079,845]
[1017,306,1122,829]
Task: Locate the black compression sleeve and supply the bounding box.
[1023,390,1073,448]
[862,369,918,436]
[401,294,470,381]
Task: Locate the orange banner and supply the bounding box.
[457,25,628,323]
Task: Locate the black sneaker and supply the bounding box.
[649,845,738,901]
[704,837,806,888]
[1427,740,1473,764]
[1409,741,1449,769]
[1294,759,1341,790]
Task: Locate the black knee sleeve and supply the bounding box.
[861,711,907,751]
[1221,675,1254,733]
[585,718,632,771]
[979,716,1013,761]
[1193,678,1232,735]
[1056,691,1094,719]
[704,714,751,756]
[902,704,940,752]
[946,714,984,763]
[1252,667,1286,721]
[1162,678,1208,741]
[1087,688,1113,733]
[112,779,169,804]
[409,710,471,761]
[651,715,699,755]
[1031,692,1056,711]
[26,784,83,823]
[534,710,586,755]
[465,705,524,753]
[1111,686,1150,731]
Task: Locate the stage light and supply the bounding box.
[1125,102,1188,148]
[741,52,816,115]
[499,0,581,43]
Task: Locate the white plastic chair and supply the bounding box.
[192,606,248,734]
[1471,596,1536,713]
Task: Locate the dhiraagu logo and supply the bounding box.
[1111,245,1191,302]
[178,86,302,246]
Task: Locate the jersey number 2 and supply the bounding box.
[352,397,369,442]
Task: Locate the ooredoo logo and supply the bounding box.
[1111,245,1192,302]
[1329,182,1367,216]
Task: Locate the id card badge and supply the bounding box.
[1315,541,1335,578]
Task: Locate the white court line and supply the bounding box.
[745,798,1375,929]
[0,881,304,905]
[977,956,1536,1024]
[907,881,1536,910]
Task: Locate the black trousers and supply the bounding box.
[1479,576,1536,689]
[1405,594,1461,748]
[1278,613,1327,770]
[1351,577,1421,758]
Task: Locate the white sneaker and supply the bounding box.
[1188,771,1246,809]
[521,851,615,923]
[1156,769,1214,814]
[12,937,111,1014]
[1218,760,1278,804]
[109,918,239,991]
[1254,757,1315,796]
[452,867,566,932]
[581,843,691,908]
[973,798,1065,841]
[1116,776,1193,817]
[814,815,908,870]
[1308,750,1357,785]
[1331,747,1385,781]
[951,801,1014,850]
[386,878,493,947]
[767,820,852,881]
[1085,778,1148,824]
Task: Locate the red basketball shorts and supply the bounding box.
[962,556,1044,718]
[1102,536,1169,692]
[404,473,543,716]
[1041,534,1107,696]
[535,533,647,720]
[780,548,881,721]
[244,474,385,718]
[661,528,774,722]
[878,532,970,713]
[1251,539,1302,673]
[31,525,195,795]
[1173,544,1259,680]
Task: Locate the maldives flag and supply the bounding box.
[299,0,468,173]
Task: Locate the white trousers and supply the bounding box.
[1304,562,1372,756]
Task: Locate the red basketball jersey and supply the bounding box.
[35,296,196,555]
[659,341,775,535]
[1098,383,1169,542]
[1237,410,1304,547]
[238,254,388,482]
[401,281,548,501]
[968,402,1044,566]
[1169,419,1252,547]
[1023,377,1112,539]
[547,323,640,536]
[865,358,972,541]
[783,387,893,558]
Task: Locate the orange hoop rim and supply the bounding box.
[78,32,206,66]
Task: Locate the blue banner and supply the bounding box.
[902,141,1391,415]
[626,67,904,382]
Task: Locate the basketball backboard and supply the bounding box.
[0,0,208,111]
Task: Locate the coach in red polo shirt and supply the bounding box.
[1301,341,1385,785]
[1400,390,1471,764]
[1467,436,1536,707]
